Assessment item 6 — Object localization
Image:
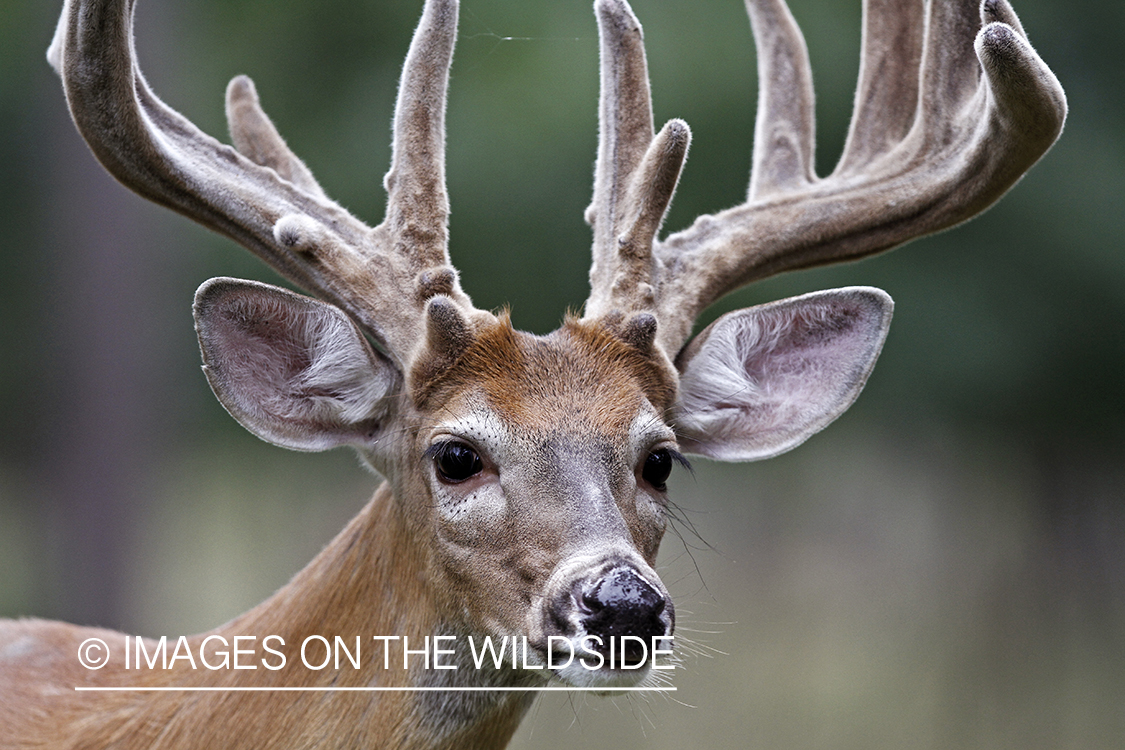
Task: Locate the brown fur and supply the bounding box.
[412,315,677,424]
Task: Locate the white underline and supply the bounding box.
[74,686,674,692]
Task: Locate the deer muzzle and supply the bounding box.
[534,554,674,687]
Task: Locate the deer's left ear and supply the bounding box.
[673,287,893,461]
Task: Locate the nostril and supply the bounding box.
[581,589,606,612]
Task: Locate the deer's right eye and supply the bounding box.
[429,442,484,483]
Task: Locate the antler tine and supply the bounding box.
[648,0,1066,357]
[382,0,474,304]
[225,75,330,203]
[47,0,482,369]
[583,0,691,326]
[745,0,817,200]
[368,0,490,369]
[835,0,925,175]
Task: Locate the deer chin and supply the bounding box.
[553,659,655,692]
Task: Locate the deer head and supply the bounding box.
[43,0,1063,716]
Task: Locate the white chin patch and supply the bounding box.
[553,660,654,691]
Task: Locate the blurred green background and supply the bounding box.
[1,0,1122,748]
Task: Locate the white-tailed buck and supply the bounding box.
[1,0,1064,747]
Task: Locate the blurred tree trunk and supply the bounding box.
[33,0,178,631]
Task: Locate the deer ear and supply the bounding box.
[673,287,893,461]
[193,278,399,452]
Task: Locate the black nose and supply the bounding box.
[580,568,668,667]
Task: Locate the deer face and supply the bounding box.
[194,278,895,687]
[195,286,684,687]
[406,320,679,687]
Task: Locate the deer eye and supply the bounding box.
[641,449,674,491]
[429,441,484,483]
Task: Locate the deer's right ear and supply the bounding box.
[193,278,400,452]
[673,287,893,462]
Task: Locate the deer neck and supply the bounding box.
[230,481,434,658]
[201,481,535,749]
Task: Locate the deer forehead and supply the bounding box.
[413,318,678,438]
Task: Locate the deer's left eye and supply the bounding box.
[641,449,673,490]
[429,441,484,483]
